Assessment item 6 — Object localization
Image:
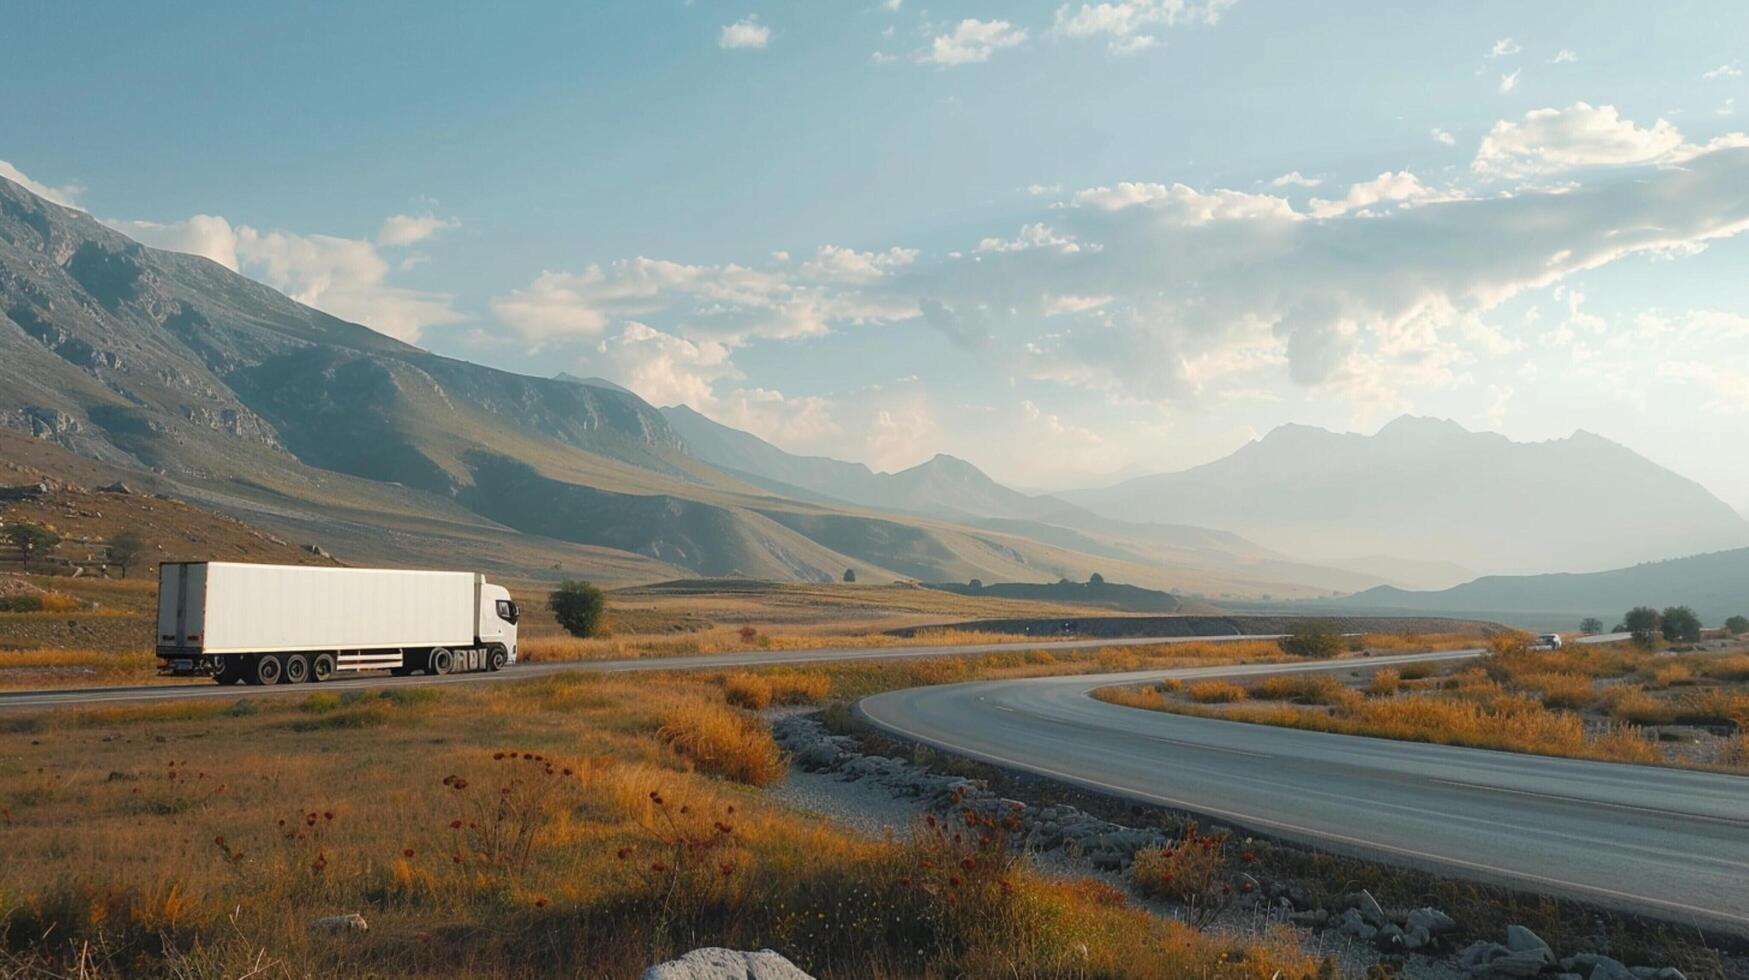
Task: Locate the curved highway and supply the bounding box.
[0,633,1268,711]
[858,651,1749,936]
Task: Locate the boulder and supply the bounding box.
[1353,889,1388,927]
[97,481,132,494]
[1506,925,1553,957]
[1406,907,1457,936]
[642,948,813,980]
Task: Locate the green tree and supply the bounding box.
[1660,605,1702,644]
[107,529,145,578]
[4,522,60,571]
[548,579,606,638]
[1578,617,1603,635]
[1726,615,1748,636]
[1623,606,1662,649]
[1088,572,1105,585]
[842,567,856,583]
[1280,620,1343,658]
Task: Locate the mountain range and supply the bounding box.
[1061,417,1749,577]
[0,174,1357,596]
[5,172,1743,607]
[1334,547,1749,629]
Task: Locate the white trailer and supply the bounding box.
[156,561,520,685]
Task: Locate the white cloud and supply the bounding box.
[1069,181,1297,221]
[923,19,1027,66]
[593,321,735,407]
[0,159,84,209]
[1703,61,1742,80]
[378,212,459,247]
[719,16,771,50]
[1307,171,1457,218]
[1488,37,1521,59]
[1721,97,1738,118]
[1048,0,1231,54]
[1431,127,1456,146]
[111,213,462,343]
[1270,171,1322,188]
[976,222,1087,254]
[1498,69,1520,94]
[1550,49,1577,64]
[1025,183,1063,196]
[1472,102,1696,176]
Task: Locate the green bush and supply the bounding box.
[0,595,44,613]
[1623,606,1662,649]
[549,579,606,637]
[1279,620,1343,658]
[1660,605,1701,644]
[1724,615,1747,637]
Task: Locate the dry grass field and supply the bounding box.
[0,643,1321,979]
[1094,636,1749,772]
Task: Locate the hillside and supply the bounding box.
[663,403,1389,595]
[1062,416,1749,578]
[0,175,1332,596]
[1340,548,1749,626]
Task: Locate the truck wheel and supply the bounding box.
[283,654,311,684]
[251,655,284,686]
[487,646,508,672]
[428,648,453,676]
[211,659,242,685]
[311,654,336,683]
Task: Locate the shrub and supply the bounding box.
[107,529,145,578]
[1624,606,1662,649]
[4,522,60,570]
[548,579,606,637]
[1129,822,1241,926]
[1726,615,1748,637]
[1520,672,1595,710]
[1279,620,1343,658]
[1579,617,1604,634]
[1660,606,1702,644]
[1251,673,1345,704]
[1602,685,1676,725]
[1489,630,1533,657]
[1186,681,1246,704]
[0,594,43,613]
[1367,669,1401,696]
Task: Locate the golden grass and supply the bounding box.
[1519,672,1596,710]
[1360,631,1485,653]
[1097,685,1662,765]
[0,647,161,690]
[1366,669,1401,697]
[720,670,833,710]
[1249,673,1350,705]
[1186,680,1247,704]
[519,627,1026,663]
[0,665,1319,978]
[1601,684,1678,726]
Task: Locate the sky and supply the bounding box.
[4,1,1748,509]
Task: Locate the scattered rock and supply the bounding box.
[641,947,813,980]
[309,913,368,933]
[96,481,132,494]
[0,481,49,501]
[1506,924,1553,957]
[304,544,331,558]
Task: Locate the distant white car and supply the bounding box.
[1531,632,1563,651]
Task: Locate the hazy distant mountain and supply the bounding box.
[1062,416,1749,576]
[663,403,1407,596]
[1342,547,1749,627]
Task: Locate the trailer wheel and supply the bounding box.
[428,648,454,676]
[312,654,336,683]
[211,659,243,685]
[284,654,311,684]
[251,654,284,686]
[487,646,508,672]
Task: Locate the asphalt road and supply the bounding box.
[0,633,1271,711]
[858,649,1749,935]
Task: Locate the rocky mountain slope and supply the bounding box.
[1063,416,1749,577]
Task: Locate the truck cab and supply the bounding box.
[478,580,520,665]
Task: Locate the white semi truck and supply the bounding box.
[156,561,520,685]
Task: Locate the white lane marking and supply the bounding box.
[859,701,1749,930]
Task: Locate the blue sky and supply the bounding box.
[4,1,1748,507]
